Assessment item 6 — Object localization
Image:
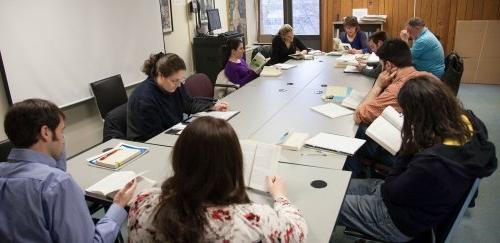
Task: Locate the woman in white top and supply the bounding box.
[128,117,308,243]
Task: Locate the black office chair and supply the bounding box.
[184,73,238,99]
[102,103,128,142]
[251,45,272,59]
[0,139,13,162]
[90,74,128,119]
[442,51,464,96]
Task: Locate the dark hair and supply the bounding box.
[398,76,471,155]
[376,38,412,67]
[142,52,186,78]
[344,16,359,30]
[408,17,425,27]
[4,99,65,148]
[153,117,250,242]
[222,37,243,67]
[368,31,387,44]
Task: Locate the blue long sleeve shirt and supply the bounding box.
[410,27,445,78]
[0,148,127,243]
[340,31,370,53]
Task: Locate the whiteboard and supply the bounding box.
[0,0,165,107]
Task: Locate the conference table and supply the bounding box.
[67,55,375,242]
[67,139,352,243]
[147,55,374,170]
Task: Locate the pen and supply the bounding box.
[98,149,118,161]
[276,131,290,145]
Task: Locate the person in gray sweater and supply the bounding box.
[357,31,387,79]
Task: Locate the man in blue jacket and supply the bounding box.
[400,17,445,78]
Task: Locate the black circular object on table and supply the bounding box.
[310,180,327,188]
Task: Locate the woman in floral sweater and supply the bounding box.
[128,117,307,242]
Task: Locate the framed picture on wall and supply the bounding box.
[160,0,173,33]
[200,0,216,23]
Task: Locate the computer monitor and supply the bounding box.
[206,8,221,35]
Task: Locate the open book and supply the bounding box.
[86,171,156,199]
[305,132,366,155]
[188,110,240,121]
[87,143,149,170]
[288,53,314,60]
[311,103,354,119]
[365,106,404,155]
[260,66,282,77]
[249,52,269,72]
[341,90,368,110]
[240,140,281,192]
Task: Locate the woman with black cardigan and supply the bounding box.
[268,24,307,65]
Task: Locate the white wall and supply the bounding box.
[0,0,258,157]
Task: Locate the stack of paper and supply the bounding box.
[311,103,354,119]
[305,132,366,155]
[360,15,387,22]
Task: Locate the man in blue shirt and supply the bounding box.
[0,99,137,242]
[400,17,445,78]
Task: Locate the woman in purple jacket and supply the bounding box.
[223,38,259,87]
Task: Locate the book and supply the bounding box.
[341,90,368,110]
[85,170,156,199]
[311,103,354,119]
[288,53,314,60]
[260,66,282,77]
[281,132,309,151]
[326,51,343,56]
[249,52,269,72]
[274,63,297,70]
[240,140,281,192]
[87,143,149,170]
[188,110,240,121]
[305,132,366,155]
[365,106,404,155]
[344,65,360,73]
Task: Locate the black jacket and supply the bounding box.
[127,77,213,142]
[269,35,307,65]
[381,111,497,237]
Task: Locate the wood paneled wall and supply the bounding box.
[321,0,500,54]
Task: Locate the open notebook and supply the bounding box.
[305,132,366,155]
[240,140,281,192]
[366,106,404,155]
[87,143,149,170]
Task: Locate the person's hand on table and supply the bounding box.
[212,101,229,111]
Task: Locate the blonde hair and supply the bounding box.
[278,24,293,37]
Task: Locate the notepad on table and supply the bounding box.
[305,132,366,155]
[87,143,149,170]
[311,103,354,119]
[240,140,281,192]
[365,106,404,155]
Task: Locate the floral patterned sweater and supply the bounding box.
[128,188,308,243]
